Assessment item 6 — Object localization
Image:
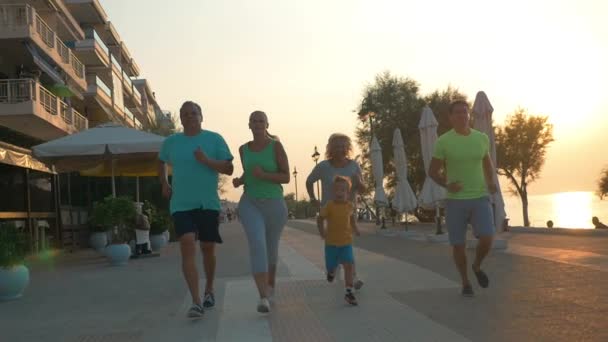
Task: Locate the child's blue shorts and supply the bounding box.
[325,244,354,272]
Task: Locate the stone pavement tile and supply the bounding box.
[283,225,460,293]
[75,331,144,342]
[216,279,272,342]
[270,280,334,342]
[392,282,608,342]
[279,243,326,280]
[304,281,470,342]
[288,220,608,342]
[507,243,608,272]
[0,223,258,342]
[509,233,608,256]
[279,226,469,342]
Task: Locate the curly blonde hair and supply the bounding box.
[325,133,353,160]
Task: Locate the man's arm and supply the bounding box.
[158,160,172,199]
[207,159,234,175]
[194,146,234,175]
[429,158,463,193]
[428,158,447,188]
[482,154,497,194]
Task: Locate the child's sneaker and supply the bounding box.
[354,278,364,290]
[326,272,335,283]
[344,291,358,306]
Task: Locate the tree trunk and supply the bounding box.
[521,192,530,227]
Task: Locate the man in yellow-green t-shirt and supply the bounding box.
[429,100,498,298]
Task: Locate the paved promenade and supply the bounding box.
[1,220,607,341]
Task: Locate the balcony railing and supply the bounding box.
[0,79,88,131]
[132,86,142,103]
[85,28,110,56]
[71,54,84,78]
[95,76,112,98]
[124,106,135,120]
[39,85,57,115]
[122,70,133,89]
[0,5,85,81]
[111,54,122,72]
[56,36,70,64]
[35,14,54,48]
[59,100,88,131]
[0,4,30,27]
[0,79,33,103]
[72,109,88,131]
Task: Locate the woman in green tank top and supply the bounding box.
[232,111,290,313]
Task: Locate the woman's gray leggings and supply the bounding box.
[238,194,288,274]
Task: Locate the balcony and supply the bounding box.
[0,4,87,92]
[122,69,133,95]
[85,76,112,108]
[72,28,110,67]
[0,79,88,141]
[123,106,137,128]
[110,54,122,76]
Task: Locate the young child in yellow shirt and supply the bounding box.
[317,176,360,305]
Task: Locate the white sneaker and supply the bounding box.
[257,297,270,313]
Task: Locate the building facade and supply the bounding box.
[0,0,166,251]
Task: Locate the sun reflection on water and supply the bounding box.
[552,192,593,229]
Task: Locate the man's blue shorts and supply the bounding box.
[172,209,222,243]
[445,196,495,245]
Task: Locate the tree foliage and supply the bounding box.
[598,167,608,200]
[284,193,316,218]
[354,72,467,203]
[496,109,554,226]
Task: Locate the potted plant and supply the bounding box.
[88,200,112,252]
[151,210,171,251]
[143,201,173,246]
[143,201,167,251]
[97,196,136,266]
[142,201,159,251]
[0,222,30,301]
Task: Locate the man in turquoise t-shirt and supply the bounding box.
[158,101,233,318]
[429,100,497,298]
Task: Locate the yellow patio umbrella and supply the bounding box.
[80,157,172,202]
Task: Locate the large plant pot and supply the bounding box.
[162,230,170,245]
[150,234,165,252]
[105,230,113,244]
[128,240,136,252]
[0,265,30,301]
[105,244,131,266]
[89,232,108,252]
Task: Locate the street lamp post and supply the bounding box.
[311,146,320,202]
[368,111,376,144]
[367,112,381,226]
[292,166,298,201]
